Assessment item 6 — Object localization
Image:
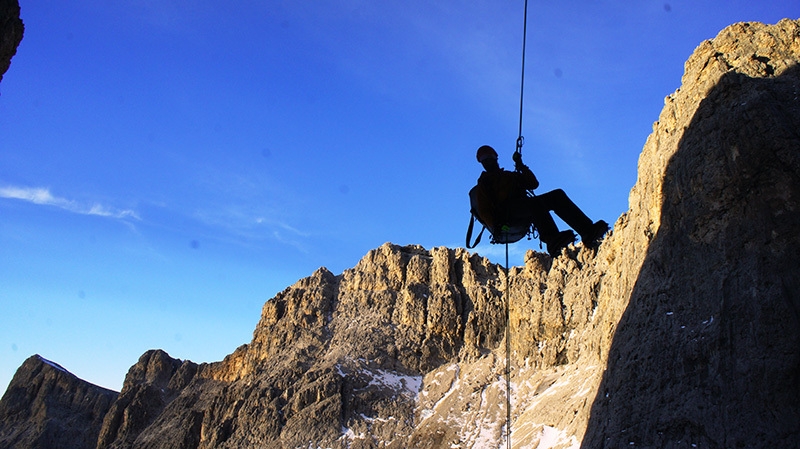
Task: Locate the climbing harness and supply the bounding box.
[465,185,531,249]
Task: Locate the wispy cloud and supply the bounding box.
[191,205,311,253]
[0,186,140,220]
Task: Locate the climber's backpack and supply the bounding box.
[466,182,531,248]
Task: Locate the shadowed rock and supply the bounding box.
[0,355,117,449]
[0,0,23,84]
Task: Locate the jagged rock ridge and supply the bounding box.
[0,355,117,449]
[1,18,800,449]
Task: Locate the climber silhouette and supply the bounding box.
[471,145,608,257]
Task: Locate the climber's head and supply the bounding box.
[477,145,499,171]
[476,145,498,163]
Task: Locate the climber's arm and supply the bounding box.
[513,152,539,190]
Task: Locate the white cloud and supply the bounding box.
[0,185,140,220]
[0,186,63,206]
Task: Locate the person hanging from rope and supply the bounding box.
[469,144,608,257]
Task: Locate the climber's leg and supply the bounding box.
[535,189,608,247]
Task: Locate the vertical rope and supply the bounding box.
[507,3,528,447]
[515,0,529,156]
[505,242,512,449]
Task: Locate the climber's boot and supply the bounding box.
[544,230,576,258]
[579,220,609,249]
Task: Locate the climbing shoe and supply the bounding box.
[546,230,576,257]
[580,220,609,249]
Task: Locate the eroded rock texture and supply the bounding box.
[583,19,800,449]
[0,356,117,449]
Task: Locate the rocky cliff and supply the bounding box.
[583,19,800,448]
[0,356,117,449]
[1,18,800,449]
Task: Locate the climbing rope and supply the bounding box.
[506,2,529,448]
[515,0,529,158]
[504,241,512,449]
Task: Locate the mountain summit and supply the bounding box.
[2,18,800,449]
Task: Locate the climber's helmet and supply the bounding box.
[476,145,498,163]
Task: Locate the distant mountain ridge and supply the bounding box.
[2,18,800,449]
[0,355,116,449]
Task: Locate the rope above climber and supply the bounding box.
[467,145,608,257]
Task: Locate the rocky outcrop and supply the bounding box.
[94,248,512,448]
[582,19,800,448]
[0,355,117,449]
[96,350,200,449]
[1,18,800,449]
[0,0,23,83]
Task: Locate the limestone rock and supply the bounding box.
[96,350,200,449]
[582,18,800,448]
[0,355,117,449]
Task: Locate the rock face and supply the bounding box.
[1,18,800,449]
[0,0,23,83]
[0,355,117,449]
[96,350,200,449]
[583,19,800,448]
[92,249,513,449]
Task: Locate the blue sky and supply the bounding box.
[2,1,798,393]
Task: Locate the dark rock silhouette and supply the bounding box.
[0,356,117,449]
[0,0,23,84]
[96,350,200,449]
